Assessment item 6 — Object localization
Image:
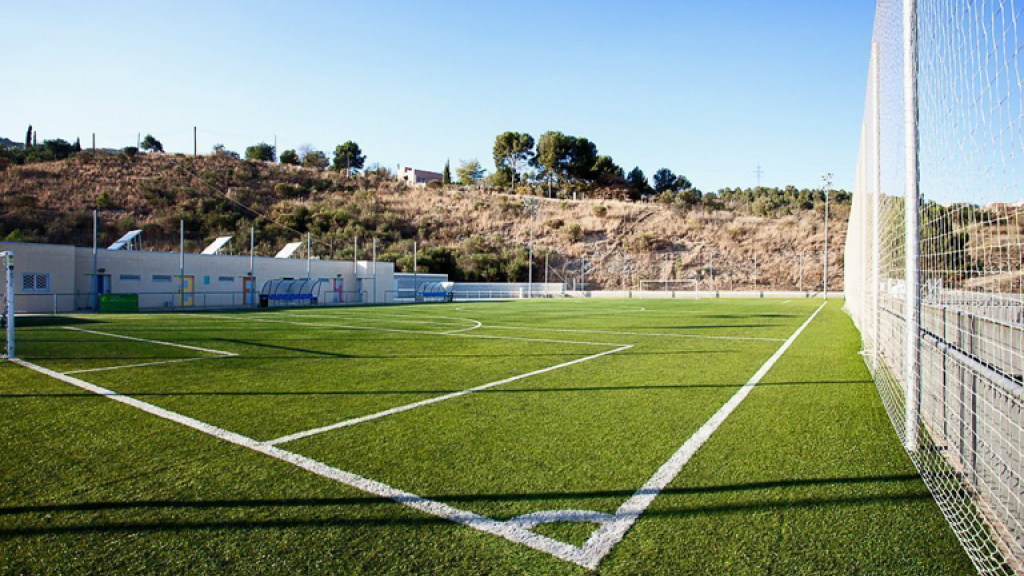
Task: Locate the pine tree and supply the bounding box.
[25,125,32,149]
[73,138,82,153]
[442,160,451,185]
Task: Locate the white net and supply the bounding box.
[845,1,1023,574]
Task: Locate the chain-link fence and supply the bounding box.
[845,1,1023,574]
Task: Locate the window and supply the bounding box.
[218,276,234,284]
[119,274,141,282]
[21,273,50,292]
[152,275,173,283]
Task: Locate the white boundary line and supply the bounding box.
[8,358,592,567]
[63,327,237,356]
[14,301,825,570]
[63,356,217,375]
[265,344,633,446]
[478,325,786,343]
[237,315,629,347]
[235,312,782,343]
[572,300,827,568]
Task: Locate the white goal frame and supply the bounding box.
[638,278,700,298]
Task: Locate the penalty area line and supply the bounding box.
[8,357,593,567]
[62,327,237,356]
[265,343,633,446]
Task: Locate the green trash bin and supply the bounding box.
[99,293,139,313]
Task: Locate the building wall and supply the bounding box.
[399,167,442,187]
[0,241,394,314]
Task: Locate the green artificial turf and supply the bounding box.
[0,299,976,575]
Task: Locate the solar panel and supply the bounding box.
[274,242,303,259]
[201,236,233,255]
[107,230,142,251]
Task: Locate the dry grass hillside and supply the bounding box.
[0,153,847,291]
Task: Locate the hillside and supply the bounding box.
[0,153,847,291]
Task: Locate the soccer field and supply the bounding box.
[0,299,975,575]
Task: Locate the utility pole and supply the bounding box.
[193,126,197,157]
[91,133,96,151]
[822,172,833,300]
[523,198,539,298]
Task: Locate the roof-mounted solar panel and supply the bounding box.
[201,236,233,255]
[107,229,143,251]
[274,242,303,259]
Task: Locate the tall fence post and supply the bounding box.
[871,41,882,372]
[903,0,922,452]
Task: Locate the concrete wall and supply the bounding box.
[0,241,394,314]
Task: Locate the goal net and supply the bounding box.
[638,279,700,297]
[845,1,1023,574]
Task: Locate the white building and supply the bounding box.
[0,241,394,314]
[398,167,443,187]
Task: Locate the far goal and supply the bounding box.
[638,279,700,298]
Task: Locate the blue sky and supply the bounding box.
[2,1,873,191]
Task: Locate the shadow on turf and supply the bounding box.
[0,380,875,398]
[0,474,931,536]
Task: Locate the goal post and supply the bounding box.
[1,251,13,359]
[638,279,700,299]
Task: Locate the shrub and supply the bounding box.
[545,218,564,229]
[122,146,138,158]
[592,204,608,217]
[565,222,583,242]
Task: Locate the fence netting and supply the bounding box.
[845,1,1023,574]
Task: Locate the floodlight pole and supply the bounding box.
[903,0,922,452]
[372,238,377,304]
[523,198,538,298]
[249,227,254,277]
[822,172,833,300]
[179,220,185,307]
[413,241,418,302]
[92,210,98,311]
[799,255,804,293]
[753,254,757,292]
[2,251,14,359]
[306,232,311,278]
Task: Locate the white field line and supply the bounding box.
[63,327,237,356]
[13,302,826,570]
[216,312,782,343]
[9,358,594,568]
[572,300,827,569]
[441,319,483,334]
[276,312,477,327]
[265,344,633,446]
[57,326,237,375]
[236,315,629,348]
[479,325,786,343]
[63,356,217,375]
